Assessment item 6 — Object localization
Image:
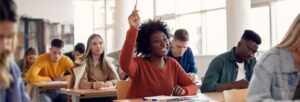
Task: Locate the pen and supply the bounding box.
[170,87,175,96]
[143,98,157,101]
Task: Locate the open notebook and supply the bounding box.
[143,95,209,102]
[97,86,116,90]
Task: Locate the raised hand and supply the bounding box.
[128,7,140,29]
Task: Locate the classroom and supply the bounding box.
[0,0,300,102]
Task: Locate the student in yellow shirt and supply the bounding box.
[25,39,74,102]
[25,39,73,82]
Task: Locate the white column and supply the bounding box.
[226,0,251,49]
[114,0,135,51]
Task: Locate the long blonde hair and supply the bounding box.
[0,33,17,89]
[77,34,109,80]
[0,0,17,89]
[277,14,300,52]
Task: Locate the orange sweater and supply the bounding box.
[25,53,73,83]
[120,27,197,99]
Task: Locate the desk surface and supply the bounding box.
[28,81,68,102]
[113,92,224,102]
[201,92,224,102]
[61,88,117,97]
[29,81,68,89]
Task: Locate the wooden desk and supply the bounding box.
[61,88,117,102]
[113,92,224,102]
[201,92,224,102]
[28,81,68,102]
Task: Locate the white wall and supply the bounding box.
[15,0,74,23]
[195,56,216,77]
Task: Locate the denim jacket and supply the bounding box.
[248,47,300,102]
[0,59,30,102]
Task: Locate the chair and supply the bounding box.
[223,89,248,102]
[117,80,132,99]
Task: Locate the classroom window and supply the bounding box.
[137,0,154,21]
[250,6,271,52]
[94,0,105,29]
[74,0,115,53]
[202,0,226,10]
[178,0,201,14]
[74,0,94,45]
[178,13,202,55]
[163,19,176,33]
[275,0,300,45]
[106,28,114,53]
[156,0,227,56]
[106,0,115,25]
[203,9,227,55]
[155,0,175,16]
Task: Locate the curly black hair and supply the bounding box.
[135,19,170,57]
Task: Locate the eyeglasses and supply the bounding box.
[242,44,258,57]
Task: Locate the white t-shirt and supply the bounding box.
[236,62,245,81]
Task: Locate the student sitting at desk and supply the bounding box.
[167,29,198,81]
[0,0,30,101]
[70,34,119,102]
[201,30,262,93]
[119,8,197,99]
[248,14,300,101]
[25,39,74,102]
[17,47,37,77]
[64,42,85,62]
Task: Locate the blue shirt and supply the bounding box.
[0,59,30,102]
[167,47,198,73]
[200,47,256,93]
[248,47,300,102]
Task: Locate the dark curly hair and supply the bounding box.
[135,19,170,57]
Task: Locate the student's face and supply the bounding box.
[150,31,169,57]
[238,40,258,62]
[49,47,63,62]
[171,40,188,57]
[91,37,104,56]
[0,21,15,54]
[26,54,36,64]
[73,50,82,57]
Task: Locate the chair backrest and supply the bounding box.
[117,80,132,100]
[223,89,248,102]
[69,64,86,89]
[26,84,33,101]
